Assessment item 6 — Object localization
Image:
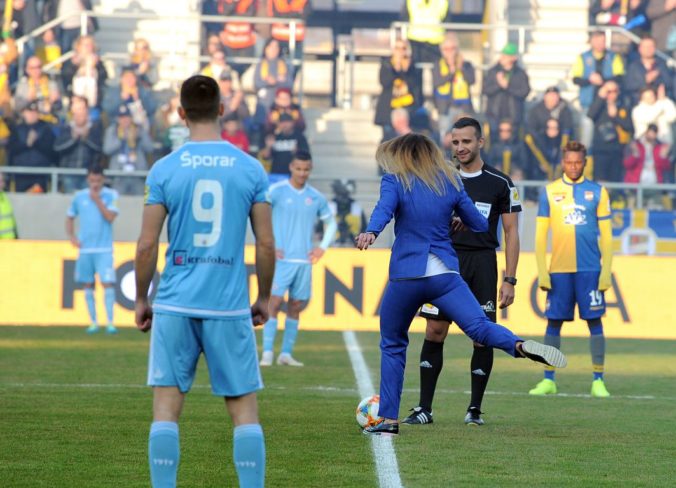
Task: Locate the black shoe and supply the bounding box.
[363,419,399,436]
[401,406,433,425]
[464,407,484,426]
[520,340,567,368]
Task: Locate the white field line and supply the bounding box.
[342,330,404,488]
[0,382,666,401]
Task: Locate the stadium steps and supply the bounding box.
[507,0,591,101]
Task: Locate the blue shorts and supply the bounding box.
[147,313,263,397]
[546,271,605,321]
[272,261,312,301]
[75,252,115,284]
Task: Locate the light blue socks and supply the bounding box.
[104,287,115,325]
[262,318,278,352]
[149,421,179,488]
[281,318,299,355]
[84,288,97,325]
[233,424,265,488]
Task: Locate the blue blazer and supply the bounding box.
[366,173,488,280]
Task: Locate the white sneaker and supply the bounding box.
[276,353,304,367]
[259,351,274,366]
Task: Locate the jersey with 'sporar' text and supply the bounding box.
[451,164,522,251]
[144,141,269,319]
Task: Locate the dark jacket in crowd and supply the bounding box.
[524,132,563,180]
[526,100,575,140]
[624,57,673,106]
[482,63,531,127]
[60,59,108,104]
[485,138,528,176]
[54,120,103,169]
[374,58,423,127]
[41,0,99,31]
[646,0,676,52]
[588,97,635,152]
[269,130,309,174]
[8,120,56,191]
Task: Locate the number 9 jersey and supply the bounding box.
[144,141,269,319]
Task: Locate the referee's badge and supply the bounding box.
[510,187,521,207]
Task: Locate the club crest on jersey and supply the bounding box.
[584,191,594,201]
[305,197,314,206]
[553,193,566,203]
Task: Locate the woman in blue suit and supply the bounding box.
[356,133,566,436]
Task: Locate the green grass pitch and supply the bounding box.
[1,326,675,487]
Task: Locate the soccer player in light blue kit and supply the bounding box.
[134,75,275,488]
[66,164,119,334]
[260,151,337,367]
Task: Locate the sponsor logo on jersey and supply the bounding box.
[584,191,594,201]
[173,250,233,266]
[180,151,236,169]
[553,193,566,203]
[563,204,588,225]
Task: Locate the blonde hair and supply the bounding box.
[376,133,461,195]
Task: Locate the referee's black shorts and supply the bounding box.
[419,249,498,323]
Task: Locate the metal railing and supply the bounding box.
[2,166,675,210]
[16,10,305,90]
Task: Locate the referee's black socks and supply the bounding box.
[419,339,444,412]
[469,345,494,410]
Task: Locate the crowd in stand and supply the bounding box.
[376,0,676,204]
[0,0,310,195]
[1,0,675,203]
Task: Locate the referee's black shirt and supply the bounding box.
[452,164,522,252]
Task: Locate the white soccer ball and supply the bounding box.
[355,394,380,428]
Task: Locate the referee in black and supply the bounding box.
[402,117,522,426]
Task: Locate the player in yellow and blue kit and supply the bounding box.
[530,140,613,398]
[134,76,275,488]
[66,164,119,334]
[260,151,337,367]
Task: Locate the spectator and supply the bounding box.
[590,0,649,30]
[54,96,103,192]
[327,179,367,246]
[35,29,61,69]
[14,56,61,124]
[0,34,18,116]
[0,171,17,238]
[623,123,671,183]
[624,36,673,107]
[129,38,157,88]
[3,0,39,39]
[401,0,450,63]
[200,49,233,82]
[102,66,157,130]
[482,43,531,137]
[524,118,563,180]
[205,33,223,56]
[383,108,412,144]
[526,86,575,145]
[215,0,257,78]
[571,30,625,112]
[266,87,305,134]
[217,69,249,126]
[432,32,476,137]
[632,86,676,145]
[155,95,189,155]
[485,119,529,178]
[268,0,310,73]
[221,112,250,153]
[646,0,676,53]
[253,38,292,121]
[42,0,97,53]
[0,115,9,165]
[8,101,56,192]
[588,81,634,182]
[259,112,309,179]
[103,104,154,196]
[61,35,108,113]
[374,39,422,137]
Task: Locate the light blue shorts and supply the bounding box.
[271,261,312,301]
[147,313,263,397]
[75,252,115,284]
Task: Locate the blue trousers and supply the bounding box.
[378,273,523,419]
